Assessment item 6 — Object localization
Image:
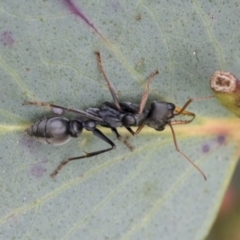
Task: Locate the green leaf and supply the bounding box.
[0,1,239,239]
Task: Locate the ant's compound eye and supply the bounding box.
[167,103,175,110]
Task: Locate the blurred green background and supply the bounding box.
[207,159,240,240]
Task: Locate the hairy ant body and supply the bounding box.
[25,52,208,180]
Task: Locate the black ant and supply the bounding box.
[24,52,208,180]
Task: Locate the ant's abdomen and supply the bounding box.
[26,117,71,145]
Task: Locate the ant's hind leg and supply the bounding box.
[23,100,103,121]
[24,101,69,111]
[51,128,116,177]
[95,52,122,111]
[24,101,64,115]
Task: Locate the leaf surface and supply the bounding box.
[0,1,240,239]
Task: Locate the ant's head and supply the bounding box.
[145,101,175,131]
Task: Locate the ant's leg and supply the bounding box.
[95,52,121,111]
[125,127,135,136]
[138,70,159,114]
[135,124,145,135]
[111,128,122,139]
[112,128,134,151]
[51,128,116,177]
[168,123,207,180]
[124,71,158,135]
[23,101,103,122]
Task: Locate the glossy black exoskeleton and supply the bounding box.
[25,52,207,180]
